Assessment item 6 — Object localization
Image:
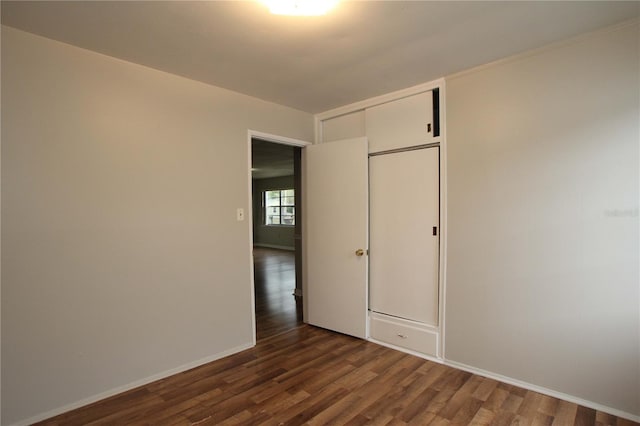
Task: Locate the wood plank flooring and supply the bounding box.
[38,325,637,425]
[253,247,302,341]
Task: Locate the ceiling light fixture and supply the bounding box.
[261,0,338,16]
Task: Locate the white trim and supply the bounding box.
[247,130,312,345]
[318,79,448,358]
[247,134,258,346]
[314,115,322,144]
[253,243,295,251]
[371,330,640,422]
[437,82,448,360]
[9,342,254,426]
[444,359,640,423]
[315,78,445,123]
[249,130,312,147]
[301,149,310,323]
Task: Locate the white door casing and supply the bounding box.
[305,137,369,338]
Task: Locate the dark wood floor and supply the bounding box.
[254,247,302,341]
[38,325,636,425]
[35,248,636,425]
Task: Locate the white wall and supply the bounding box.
[445,20,639,417]
[1,26,313,425]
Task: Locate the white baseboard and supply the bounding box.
[11,339,638,425]
[253,243,295,251]
[444,359,640,423]
[10,342,254,426]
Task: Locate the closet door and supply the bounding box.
[365,91,434,153]
[322,110,365,143]
[369,147,439,325]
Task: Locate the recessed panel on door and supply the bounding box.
[369,147,439,325]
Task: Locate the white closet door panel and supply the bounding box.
[365,91,433,153]
[369,147,439,325]
[322,110,366,143]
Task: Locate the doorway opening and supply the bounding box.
[250,134,305,341]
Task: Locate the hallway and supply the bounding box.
[253,247,302,340]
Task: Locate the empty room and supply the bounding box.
[1,1,638,425]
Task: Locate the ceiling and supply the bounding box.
[2,1,638,114]
[252,139,295,179]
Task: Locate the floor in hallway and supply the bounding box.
[253,247,302,340]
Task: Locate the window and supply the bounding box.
[264,189,295,226]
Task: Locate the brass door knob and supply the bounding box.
[355,249,365,257]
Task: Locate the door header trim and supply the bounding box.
[369,142,440,157]
[249,130,312,147]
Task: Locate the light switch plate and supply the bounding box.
[237,208,245,221]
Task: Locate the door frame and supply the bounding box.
[313,78,448,359]
[247,130,311,345]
